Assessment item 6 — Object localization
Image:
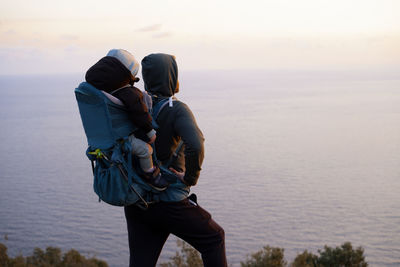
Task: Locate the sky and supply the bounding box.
[0,0,399,75]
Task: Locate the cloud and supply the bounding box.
[64,45,80,53]
[4,29,16,35]
[60,34,80,41]
[135,24,162,32]
[152,32,172,39]
[0,45,96,75]
[0,46,44,74]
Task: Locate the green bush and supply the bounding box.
[240,242,368,267]
[159,239,203,267]
[0,243,108,267]
[1,240,369,267]
[316,242,367,267]
[241,246,287,267]
[291,250,318,267]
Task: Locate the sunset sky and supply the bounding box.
[0,0,399,74]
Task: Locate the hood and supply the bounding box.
[85,56,132,93]
[107,49,139,77]
[141,53,178,97]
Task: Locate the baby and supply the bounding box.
[85,49,168,190]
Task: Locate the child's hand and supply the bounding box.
[148,134,156,144]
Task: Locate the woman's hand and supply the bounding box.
[169,167,188,185]
[148,134,156,144]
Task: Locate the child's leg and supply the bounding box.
[128,135,154,172]
[128,134,169,190]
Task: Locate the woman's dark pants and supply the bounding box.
[124,196,227,267]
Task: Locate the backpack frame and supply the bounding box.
[75,82,181,209]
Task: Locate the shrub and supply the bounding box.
[291,250,318,267]
[239,242,367,267]
[1,240,369,267]
[292,242,368,267]
[0,243,9,266]
[0,243,108,267]
[159,239,203,267]
[241,246,287,267]
[316,242,368,267]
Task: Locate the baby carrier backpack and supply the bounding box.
[74,82,181,209]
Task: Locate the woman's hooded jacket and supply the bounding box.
[142,53,204,189]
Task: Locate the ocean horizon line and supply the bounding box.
[0,67,399,82]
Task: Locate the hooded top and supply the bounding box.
[107,49,139,78]
[141,53,204,189]
[142,53,178,97]
[85,56,132,93]
[85,55,154,140]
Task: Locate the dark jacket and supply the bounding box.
[142,53,204,186]
[85,56,153,140]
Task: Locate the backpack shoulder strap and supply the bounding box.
[151,97,179,128]
[152,98,171,121]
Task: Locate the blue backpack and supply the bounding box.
[75,82,181,209]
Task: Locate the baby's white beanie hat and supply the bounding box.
[107,49,140,77]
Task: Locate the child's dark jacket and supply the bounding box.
[85,56,153,141]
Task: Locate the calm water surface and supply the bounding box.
[0,70,399,266]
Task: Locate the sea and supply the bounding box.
[0,69,399,266]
